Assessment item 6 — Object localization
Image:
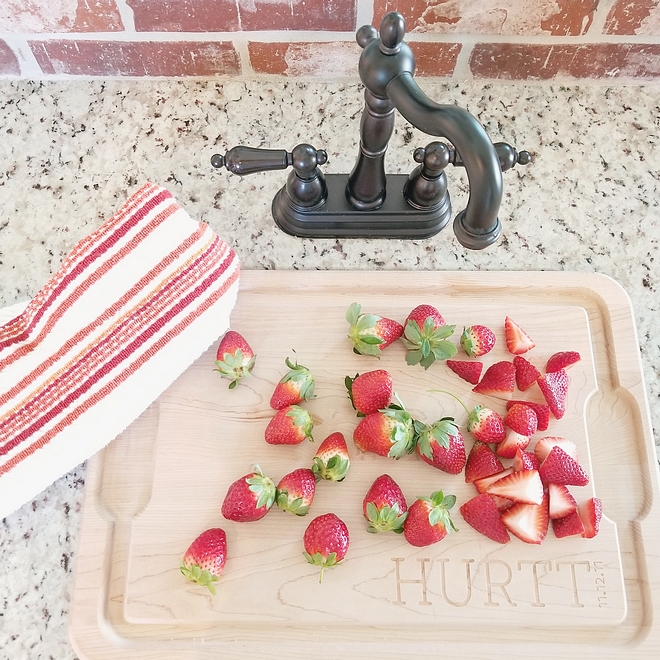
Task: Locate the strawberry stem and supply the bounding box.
[428,389,470,417]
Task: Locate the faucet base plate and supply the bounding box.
[272,174,451,239]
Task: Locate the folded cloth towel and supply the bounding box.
[0,183,239,520]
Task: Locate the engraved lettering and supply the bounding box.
[556,560,590,608]
[437,558,474,607]
[484,560,516,607]
[392,557,432,606]
[516,560,551,607]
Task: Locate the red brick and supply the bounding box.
[410,42,461,76]
[0,40,20,76]
[241,0,356,30]
[373,0,597,36]
[128,0,240,32]
[249,41,361,76]
[470,42,660,79]
[605,0,660,35]
[29,41,241,77]
[1,1,123,32]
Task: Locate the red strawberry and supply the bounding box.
[446,359,483,385]
[311,432,350,482]
[512,448,540,472]
[221,465,276,522]
[496,430,531,459]
[345,369,393,415]
[501,495,549,544]
[538,446,589,487]
[486,469,544,505]
[346,302,403,357]
[401,304,457,369]
[547,482,578,519]
[506,400,551,431]
[546,351,581,373]
[552,511,585,538]
[403,490,457,547]
[270,354,315,409]
[504,316,535,355]
[180,528,227,595]
[472,361,515,398]
[460,494,510,544]
[414,417,466,475]
[465,441,504,483]
[353,406,416,459]
[578,497,603,538]
[474,467,514,494]
[362,474,408,534]
[513,355,541,391]
[467,405,506,443]
[504,403,538,436]
[534,436,579,464]
[460,324,496,357]
[276,468,316,516]
[303,513,350,582]
[213,330,256,389]
[265,405,314,445]
[537,368,569,419]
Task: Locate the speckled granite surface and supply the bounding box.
[0,79,659,658]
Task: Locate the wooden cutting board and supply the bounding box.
[69,270,660,659]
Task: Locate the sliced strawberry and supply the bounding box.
[537,369,569,419]
[465,441,504,483]
[506,400,551,432]
[539,446,589,487]
[512,448,539,472]
[446,359,483,385]
[486,469,544,505]
[472,361,515,399]
[496,430,531,459]
[504,403,538,436]
[501,495,549,544]
[578,497,603,538]
[504,316,535,355]
[513,355,541,391]
[546,351,581,373]
[547,482,578,519]
[459,493,510,544]
[534,436,579,464]
[474,467,514,494]
[552,511,585,538]
[467,405,506,443]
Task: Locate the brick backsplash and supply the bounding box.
[2,0,660,79]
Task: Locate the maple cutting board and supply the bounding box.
[69,270,660,659]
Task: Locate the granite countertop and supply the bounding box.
[0,79,659,658]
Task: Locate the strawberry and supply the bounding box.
[546,351,581,373]
[513,355,541,391]
[512,448,540,472]
[460,493,510,544]
[474,467,514,494]
[403,490,457,547]
[486,469,544,505]
[534,436,579,464]
[346,302,403,357]
[414,417,466,475]
[180,528,227,595]
[276,468,316,516]
[265,405,314,444]
[537,368,569,419]
[506,400,551,431]
[539,446,589,486]
[311,432,350,482]
[552,510,585,538]
[547,482,578,519]
[578,497,603,538]
[303,513,350,582]
[504,403,538,436]
[465,441,504,483]
[401,304,457,369]
[270,354,315,409]
[213,330,256,389]
[501,495,549,544]
[472,361,515,398]
[362,474,408,534]
[460,324,496,358]
[446,359,483,385]
[221,465,276,522]
[467,405,506,443]
[345,369,393,415]
[504,316,535,355]
[353,406,416,459]
[496,430,531,459]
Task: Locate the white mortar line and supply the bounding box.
[356,0,375,30]
[1,35,42,78]
[114,0,136,32]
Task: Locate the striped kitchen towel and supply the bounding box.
[0,183,240,520]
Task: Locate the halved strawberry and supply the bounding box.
[472,361,515,399]
[506,400,551,431]
[401,304,457,369]
[465,441,504,483]
[486,469,544,505]
[578,497,603,538]
[512,448,540,471]
[534,436,579,464]
[513,355,541,391]
[552,510,585,538]
[537,369,569,419]
[467,405,506,443]
[345,369,393,416]
[446,359,483,385]
[414,417,466,475]
[474,467,514,494]
[546,351,581,373]
[460,324,496,358]
[459,493,510,544]
[538,446,589,487]
[501,495,549,544]
[547,482,578,519]
[505,316,535,355]
[346,302,403,357]
[496,430,531,459]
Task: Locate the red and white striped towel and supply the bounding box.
[0,183,240,519]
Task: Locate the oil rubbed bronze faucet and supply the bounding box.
[211,12,530,248]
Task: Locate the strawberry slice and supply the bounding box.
[552,510,585,538]
[539,446,589,487]
[534,436,579,463]
[547,482,578,519]
[578,497,603,538]
[496,430,531,459]
[506,400,551,431]
[504,316,535,355]
[546,351,581,373]
[512,448,539,472]
[465,441,504,483]
[513,355,541,391]
[460,493,510,544]
[537,369,569,419]
[473,361,515,399]
[474,467,514,494]
[486,469,544,505]
[501,495,549,544]
[446,359,483,385]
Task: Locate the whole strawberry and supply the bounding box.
[213,330,256,389]
[346,302,403,357]
[303,513,350,582]
[276,468,316,516]
[265,405,314,445]
[460,324,496,358]
[312,432,350,482]
[270,354,315,409]
[401,304,456,369]
[180,528,227,595]
[353,406,416,459]
[414,417,466,474]
[403,490,458,547]
[467,405,506,443]
[221,465,276,522]
[345,369,393,415]
[363,474,408,534]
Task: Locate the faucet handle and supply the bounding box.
[446,142,531,172]
[211,144,328,177]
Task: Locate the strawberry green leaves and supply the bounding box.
[401,317,457,369]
